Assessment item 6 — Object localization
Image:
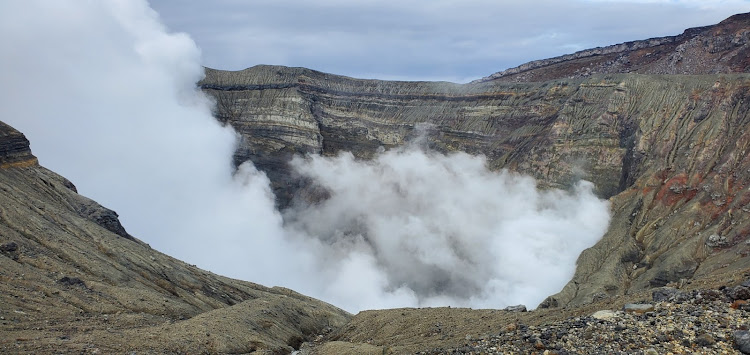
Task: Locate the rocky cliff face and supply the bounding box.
[0,122,349,353]
[475,13,750,83]
[202,66,630,206]
[201,13,750,311]
[0,121,37,169]
[549,75,750,307]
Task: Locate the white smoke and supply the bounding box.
[0,0,610,312]
[285,148,610,309]
[0,0,310,291]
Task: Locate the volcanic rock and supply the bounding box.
[504,304,527,312]
[623,303,655,314]
[0,121,37,168]
[737,331,750,354]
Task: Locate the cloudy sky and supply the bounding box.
[151,0,749,82]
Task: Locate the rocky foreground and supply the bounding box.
[283,269,747,354]
[427,284,750,354]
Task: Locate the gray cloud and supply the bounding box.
[151,0,749,82]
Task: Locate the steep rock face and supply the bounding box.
[202,65,750,308]
[202,66,631,207]
[475,12,750,83]
[0,121,349,353]
[0,121,38,168]
[548,75,750,307]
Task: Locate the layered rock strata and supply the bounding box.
[202,68,750,309]
[0,121,37,168]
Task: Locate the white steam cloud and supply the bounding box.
[0,0,610,312]
[285,149,610,309]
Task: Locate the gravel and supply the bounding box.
[418,285,750,354]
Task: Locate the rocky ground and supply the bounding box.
[429,285,750,354]
[294,269,750,354]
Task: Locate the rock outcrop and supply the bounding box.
[0,122,350,353]
[0,121,37,169]
[474,12,750,83]
[202,66,631,207]
[201,13,750,311]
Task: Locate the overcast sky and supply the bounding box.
[150,0,749,82]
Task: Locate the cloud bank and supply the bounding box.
[0,0,610,312]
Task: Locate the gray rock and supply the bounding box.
[726,286,750,301]
[591,310,618,321]
[0,241,19,261]
[537,296,559,309]
[694,289,727,303]
[706,234,729,248]
[76,199,134,240]
[504,305,527,312]
[735,331,750,354]
[652,287,688,303]
[695,333,716,347]
[0,241,17,253]
[623,303,654,314]
[0,121,36,166]
[58,276,85,287]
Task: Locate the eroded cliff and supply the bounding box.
[202,66,630,206]
[202,68,750,310]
